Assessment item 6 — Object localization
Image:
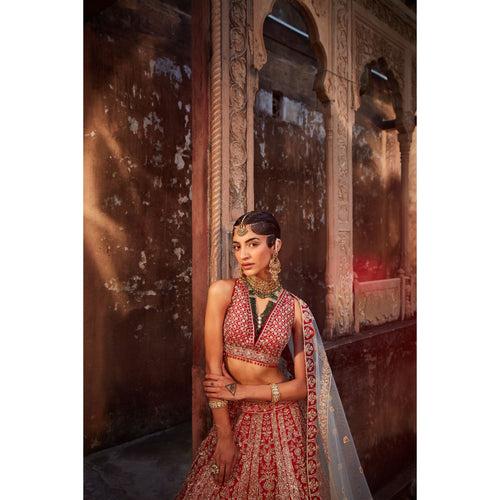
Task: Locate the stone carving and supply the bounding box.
[355,0,416,43]
[312,0,328,18]
[252,0,332,98]
[316,70,335,103]
[354,277,401,332]
[335,0,349,78]
[229,0,249,218]
[335,230,353,333]
[331,0,353,336]
[251,0,274,71]
[210,0,223,283]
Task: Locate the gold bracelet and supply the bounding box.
[270,383,280,403]
[208,399,228,409]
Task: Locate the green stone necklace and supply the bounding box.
[248,285,281,334]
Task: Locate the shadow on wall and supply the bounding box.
[84,0,193,453]
[353,59,403,282]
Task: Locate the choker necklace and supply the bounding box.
[243,274,282,299]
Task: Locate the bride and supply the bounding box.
[176,210,372,499]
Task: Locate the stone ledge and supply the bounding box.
[324,318,416,351]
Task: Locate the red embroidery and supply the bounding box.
[176,400,309,499]
[301,301,321,497]
[223,278,295,367]
[177,293,326,499]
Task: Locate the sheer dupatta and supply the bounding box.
[285,297,373,500]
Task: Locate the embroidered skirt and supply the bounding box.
[176,400,310,499]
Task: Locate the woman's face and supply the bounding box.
[232,226,281,279]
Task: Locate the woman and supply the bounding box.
[176,211,372,499]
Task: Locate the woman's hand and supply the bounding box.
[212,433,239,485]
[204,364,244,401]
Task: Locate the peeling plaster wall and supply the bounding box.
[84,0,192,453]
[353,97,402,282]
[254,13,327,331]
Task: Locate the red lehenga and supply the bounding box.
[176,278,373,499]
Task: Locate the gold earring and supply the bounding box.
[239,265,246,278]
[269,252,281,282]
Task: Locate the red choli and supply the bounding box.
[223,278,295,367]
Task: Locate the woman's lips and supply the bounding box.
[242,264,254,268]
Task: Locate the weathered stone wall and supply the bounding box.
[253,10,327,331]
[326,322,416,493]
[353,78,402,282]
[408,127,416,275]
[84,0,192,453]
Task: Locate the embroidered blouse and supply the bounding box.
[223,278,295,367]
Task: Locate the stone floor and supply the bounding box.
[84,421,192,500]
[85,421,415,500]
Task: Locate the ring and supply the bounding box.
[210,463,219,475]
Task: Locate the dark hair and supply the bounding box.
[232,210,281,248]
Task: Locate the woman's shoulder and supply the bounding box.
[208,278,238,301]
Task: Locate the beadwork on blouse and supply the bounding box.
[248,285,281,341]
[223,278,295,368]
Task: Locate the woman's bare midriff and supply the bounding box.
[226,356,287,386]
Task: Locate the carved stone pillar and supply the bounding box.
[329,0,355,338]
[397,112,414,273]
[223,0,254,279]
[397,111,415,318]
[209,0,223,284]
[322,79,354,339]
[208,0,253,281]
[323,100,336,337]
[398,131,411,274]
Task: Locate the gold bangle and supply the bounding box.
[270,383,280,403]
[208,399,228,409]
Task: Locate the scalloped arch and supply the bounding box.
[252,0,334,102]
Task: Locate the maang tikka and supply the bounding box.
[236,213,249,236]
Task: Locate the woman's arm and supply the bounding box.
[204,279,234,436]
[204,279,240,485]
[204,298,307,402]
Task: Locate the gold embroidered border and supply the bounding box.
[300,300,321,497]
[317,347,332,460]
[224,343,280,366]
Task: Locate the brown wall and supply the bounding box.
[84,0,193,453]
[326,321,416,493]
[254,7,327,332]
[353,75,402,282]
